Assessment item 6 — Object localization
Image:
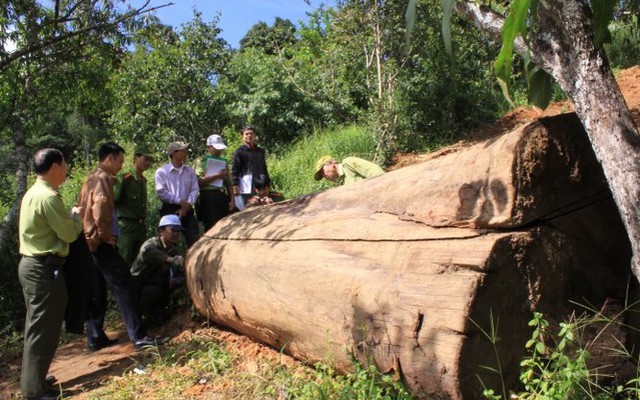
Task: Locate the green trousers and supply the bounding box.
[18,255,68,398]
[117,218,147,265]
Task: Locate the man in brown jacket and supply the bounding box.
[78,142,162,351]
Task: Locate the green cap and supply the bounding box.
[314,155,335,181]
[134,145,154,159]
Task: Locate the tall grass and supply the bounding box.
[267,125,377,199]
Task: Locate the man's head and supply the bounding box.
[167,141,189,166]
[206,133,227,155]
[253,174,271,197]
[34,148,67,187]
[158,214,183,245]
[241,126,256,147]
[98,142,126,176]
[133,144,154,172]
[314,156,339,181]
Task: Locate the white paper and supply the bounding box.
[234,195,246,211]
[205,158,226,188]
[239,174,253,194]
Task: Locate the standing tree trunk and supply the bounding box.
[456,0,640,279]
[0,112,29,255]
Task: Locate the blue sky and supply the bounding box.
[133,0,336,49]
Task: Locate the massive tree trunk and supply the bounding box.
[456,0,640,279]
[186,114,633,399]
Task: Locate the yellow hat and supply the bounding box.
[314,155,334,181]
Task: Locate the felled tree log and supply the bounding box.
[186,113,631,399]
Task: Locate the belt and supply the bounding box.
[25,254,66,267]
[118,217,144,223]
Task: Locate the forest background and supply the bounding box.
[1,0,639,342]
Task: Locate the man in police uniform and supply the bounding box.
[18,148,82,400]
[115,145,154,264]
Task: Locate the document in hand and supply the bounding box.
[239,174,253,194]
[205,158,226,187]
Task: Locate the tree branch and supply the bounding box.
[0,1,173,72]
[455,1,531,57]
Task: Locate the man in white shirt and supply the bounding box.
[155,141,200,247]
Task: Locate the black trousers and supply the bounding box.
[160,203,200,248]
[196,189,231,232]
[88,243,146,343]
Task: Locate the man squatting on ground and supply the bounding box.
[18,148,83,400]
[114,145,154,264]
[78,142,164,352]
[155,141,200,248]
[130,214,185,323]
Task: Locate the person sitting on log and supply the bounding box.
[245,174,283,208]
[313,155,384,185]
[130,214,185,326]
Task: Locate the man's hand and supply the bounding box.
[178,200,191,218]
[172,255,184,267]
[232,185,239,196]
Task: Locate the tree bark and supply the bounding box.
[0,112,29,255]
[456,0,640,280]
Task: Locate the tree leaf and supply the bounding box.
[441,0,455,56]
[529,69,553,109]
[494,0,530,86]
[405,0,418,50]
[592,0,615,47]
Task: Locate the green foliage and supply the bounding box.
[494,0,532,105]
[518,312,591,399]
[240,17,298,54]
[592,0,616,47]
[267,125,377,198]
[282,360,412,400]
[479,309,640,400]
[109,11,230,147]
[605,15,640,69]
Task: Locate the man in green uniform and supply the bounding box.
[313,155,385,185]
[18,148,83,400]
[115,145,154,264]
[130,214,184,324]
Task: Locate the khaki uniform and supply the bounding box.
[18,179,82,398]
[115,171,148,264]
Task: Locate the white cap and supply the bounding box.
[158,214,183,230]
[206,134,227,150]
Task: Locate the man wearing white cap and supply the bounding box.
[130,214,184,324]
[155,141,200,247]
[196,133,234,231]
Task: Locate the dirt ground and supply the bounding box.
[2,66,640,399]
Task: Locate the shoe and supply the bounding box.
[88,337,119,352]
[45,375,57,386]
[134,335,170,351]
[27,388,65,400]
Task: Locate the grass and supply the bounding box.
[267,125,378,199]
[79,326,411,400]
